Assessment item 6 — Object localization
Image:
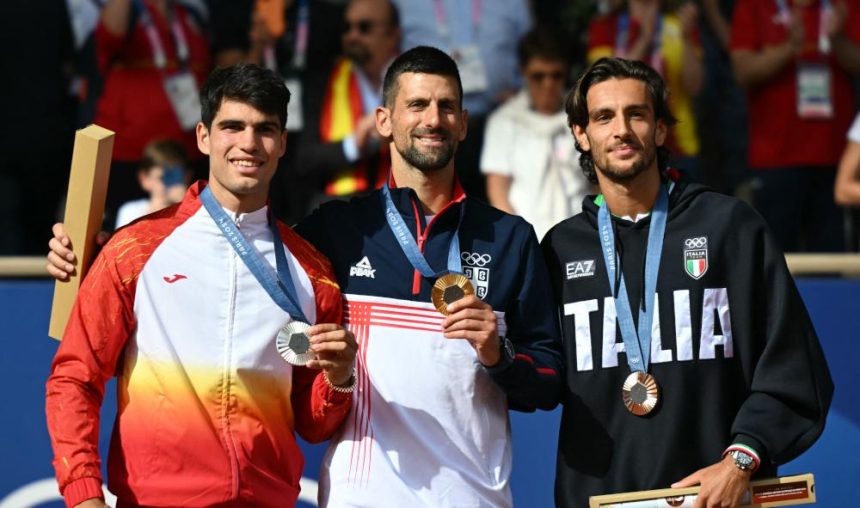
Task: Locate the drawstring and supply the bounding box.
[612,219,623,297]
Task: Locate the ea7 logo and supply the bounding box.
[566,260,596,280]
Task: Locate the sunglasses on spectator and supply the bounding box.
[343,19,381,35]
[526,71,566,83]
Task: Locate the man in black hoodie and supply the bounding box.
[541,57,833,508]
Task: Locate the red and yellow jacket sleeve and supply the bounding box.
[45,236,140,507]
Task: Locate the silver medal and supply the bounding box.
[276,321,315,366]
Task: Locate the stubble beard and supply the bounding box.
[397,130,456,172]
[592,135,658,184]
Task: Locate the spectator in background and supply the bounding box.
[208,0,347,223]
[586,0,704,178]
[297,0,401,211]
[115,139,192,229]
[697,0,750,195]
[392,0,533,200]
[481,28,590,240]
[731,0,860,252]
[93,0,211,219]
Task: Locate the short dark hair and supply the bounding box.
[382,46,463,108]
[517,27,570,68]
[200,63,290,129]
[565,57,677,184]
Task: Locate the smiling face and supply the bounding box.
[573,78,666,184]
[196,99,287,211]
[376,72,467,173]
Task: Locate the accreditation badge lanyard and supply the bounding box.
[774,0,835,118]
[381,181,466,278]
[597,186,668,415]
[134,0,190,70]
[200,186,310,324]
[432,0,488,94]
[615,14,664,76]
[134,0,200,129]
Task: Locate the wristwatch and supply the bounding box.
[484,336,515,373]
[729,449,757,472]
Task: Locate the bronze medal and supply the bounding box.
[431,273,475,315]
[622,371,660,416]
[276,321,315,366]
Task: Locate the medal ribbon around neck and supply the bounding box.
[380,180,466,278]
[200,185,309,324]
[597,185,668,375]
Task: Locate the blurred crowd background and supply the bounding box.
[2,0,859,256]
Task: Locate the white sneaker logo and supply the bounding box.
[349,256,376,278]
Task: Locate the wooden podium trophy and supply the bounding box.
[589,473,816,508]
[48,124,114,340]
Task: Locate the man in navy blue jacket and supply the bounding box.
[295,46,563,507]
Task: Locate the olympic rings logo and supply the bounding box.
[461,252,492,267]
[684,237,707,249]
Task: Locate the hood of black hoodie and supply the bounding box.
[579,175,711,230]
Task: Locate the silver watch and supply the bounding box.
[729,449,756,472]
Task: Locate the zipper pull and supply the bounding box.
[234,213,244,229]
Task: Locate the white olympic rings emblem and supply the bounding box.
[684,237,707,249]
[461,252,492,267]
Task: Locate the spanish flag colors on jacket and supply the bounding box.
[46,182,351,508]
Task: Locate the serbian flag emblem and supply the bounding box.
[684,237,709,280]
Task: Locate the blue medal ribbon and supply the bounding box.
[597,186,668,373]
[200,185,309,323]
[380,181,465,278]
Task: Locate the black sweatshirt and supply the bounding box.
[541,177,833,507]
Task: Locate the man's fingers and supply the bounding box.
[46,261,71,281]
[48,237,76,264]
[47,251,75,276]
[443,317,493,333]
[52,223,68,246]
[311,340,355,357]
[308,323,342,334]
[442,308,493,327]
[444,294,489,314]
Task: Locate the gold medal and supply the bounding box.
[276,321,315,366]
[622,371,660,416]
[431,273,474,315]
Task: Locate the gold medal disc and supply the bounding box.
[431,273,475,315]
[622,371,660,416]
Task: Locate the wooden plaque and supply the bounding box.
[48,124,115,340]
[589,473,815,508]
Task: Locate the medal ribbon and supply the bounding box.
[380,180,464,278]
[597,186,668,374]
[200,185,309,323]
